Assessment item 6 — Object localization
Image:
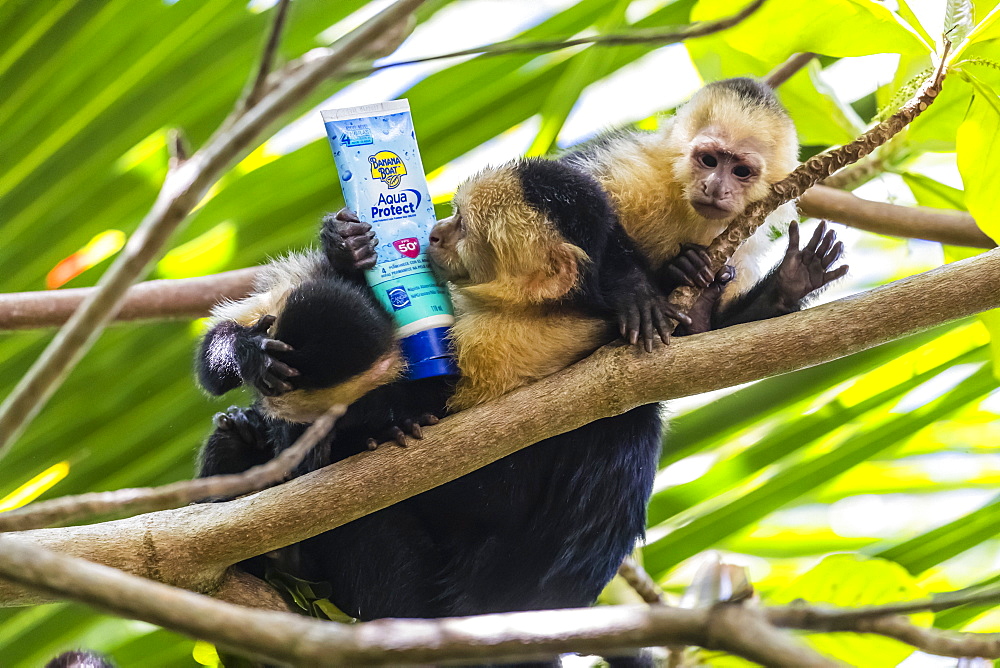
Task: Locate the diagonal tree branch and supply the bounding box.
[0,404,344,532]
[4,534,1000,665]
[763,51,815,88]
[0,0,427,458]
[2,246,998,608]
[243,0,293,112]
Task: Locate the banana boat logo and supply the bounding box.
[369,151,407,189]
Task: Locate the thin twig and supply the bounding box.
[0,0,427,458]
[339,0,766,79]
[763,52,815,88]
[243,0,292,111]
[0,404,344,532]
[166,128,189,170]
[618,557,667,605]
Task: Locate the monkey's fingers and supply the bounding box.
[821,241,845,270]
[401,419,423,440]
[262,338,294,354]
[801,220,827,263]
[621,305,642,346]
[674,254,711,288]
[419,413,441,426]
[265,357,300,381]
[786,220,800,254]
[824,264,850,284]
[338,221,373,239]
[390,426,408,447]
[663,264,695,287]
[815,228,837,259]
[250,314,277,334]
[366,438,379,451]
[716,264,736,285]
[650,307,670,346]
[334,207,363,224]
[641,307,656,353]
[261,372,294,395]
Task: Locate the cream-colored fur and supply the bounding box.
[570,84,799,300]
[209,250,325,327]
[443,165,612,411]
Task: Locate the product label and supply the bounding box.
[322,100,455,336]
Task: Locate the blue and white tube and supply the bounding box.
[321,99,457,380]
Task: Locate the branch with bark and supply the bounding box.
[2,246,998,609]
[0,405,344,532]
[3,533,1000,666]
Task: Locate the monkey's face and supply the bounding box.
[685,129,769,221]
[429,164,584,305]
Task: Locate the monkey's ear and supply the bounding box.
[523,242,583,301]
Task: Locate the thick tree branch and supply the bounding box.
[2,248,998,608]
[4,534,1000,666]
[799,185,995,248]
[0,0,427,457]
[0,404,344,532]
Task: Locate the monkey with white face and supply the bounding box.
[564,77,848,332]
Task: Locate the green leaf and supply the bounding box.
[957,72,1000,244]
[766,555,932,666]
[689,0,929,61]
[947,0,976,45]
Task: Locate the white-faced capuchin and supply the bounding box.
[563,77,849,333]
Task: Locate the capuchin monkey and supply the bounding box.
[564,77,849,331]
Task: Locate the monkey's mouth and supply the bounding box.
[690,199,735,220]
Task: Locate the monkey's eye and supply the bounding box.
[700,154,718,168]
[732,165,752,178]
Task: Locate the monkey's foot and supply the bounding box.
[322,208,378,272]
[775,220,849,307]
[213,406,264,447]
[365,413,441,450]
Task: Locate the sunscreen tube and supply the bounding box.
[321,99,457,380]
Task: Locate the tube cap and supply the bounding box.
[400,327,458,380]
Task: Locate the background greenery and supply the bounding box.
[2,0,1000,665]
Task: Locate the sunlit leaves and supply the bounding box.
[690,0,929,61]
[768,555,932,666]
[957,71,1000,243]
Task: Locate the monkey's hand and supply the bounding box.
[321,208,378,275]
[659,243,717,292]
[608,281,692,353]
[774,220,848,309]
[234,315,301,396]
[675,265,735,336]
[197,406,273,482]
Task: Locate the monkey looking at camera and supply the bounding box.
[564,77,848,331]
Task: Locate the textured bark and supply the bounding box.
[1,248,998,608]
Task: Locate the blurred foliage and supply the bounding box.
[4,0,1000,666]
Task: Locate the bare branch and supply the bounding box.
[0,0,427,458]
[618,557,667,605]
[0,404,344,532]
[340,0,766,78]
[243,0,293,111]
[166,128,189,170]
[799,185,995,248]
[2,248,998,609]
[7,534,1000,666]
[764,52,815,88]
[0,268,259,330]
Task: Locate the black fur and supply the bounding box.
[45,651,114,668]
[272,279,393,390]
[195,167,663,665]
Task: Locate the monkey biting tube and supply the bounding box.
[321,100,457,380]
